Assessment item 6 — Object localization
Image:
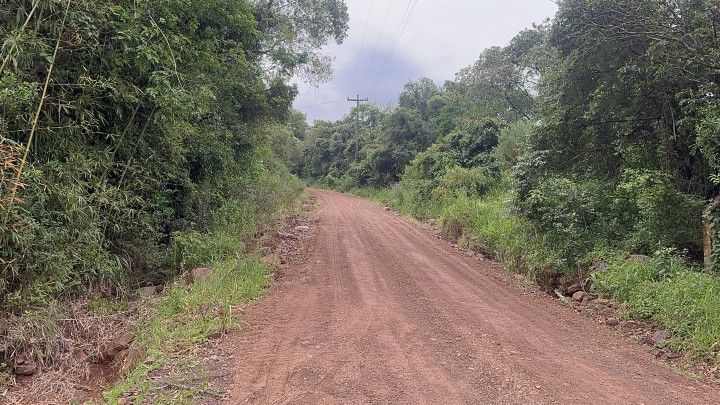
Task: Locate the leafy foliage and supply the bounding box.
[0,0,346,310]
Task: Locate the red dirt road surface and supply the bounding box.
[224,189,718,404]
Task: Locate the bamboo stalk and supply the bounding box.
[703,195,720,270]
[0,1,40,76]
[5,0,71,214]
[99,106,157,239]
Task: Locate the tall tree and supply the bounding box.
[251,0,350,82]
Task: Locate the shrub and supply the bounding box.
[432,166,494,201]
[523,177,612,268]
[614,169,704,256]
[495,120,533,168]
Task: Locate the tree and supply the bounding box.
[444,24,549,126]
[398,78,441,121]
[251,0,350,83]
[530,0,719,195]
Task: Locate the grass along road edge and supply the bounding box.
[102,193,311,403]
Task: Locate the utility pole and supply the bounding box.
[347,94,368,161]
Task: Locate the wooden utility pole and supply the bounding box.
[347,94,368,161]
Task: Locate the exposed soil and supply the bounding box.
[218,189,719,404]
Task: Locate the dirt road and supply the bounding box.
[224,189,718,404]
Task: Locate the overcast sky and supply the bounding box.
[293,0,558,122]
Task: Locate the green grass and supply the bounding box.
[104,256,271,403]
[594,254,720,358]
[442,192,559,277]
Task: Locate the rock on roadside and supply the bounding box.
[565,283,582,295]
[186,267,212,284]
[651,330,669,346]
[572,291,591,302]
[13,355,37,376]
[99,331,135,363]
[137,285,161,297]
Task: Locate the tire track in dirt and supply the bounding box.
[222,189,718,404]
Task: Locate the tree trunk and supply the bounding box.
[703,195,720,270]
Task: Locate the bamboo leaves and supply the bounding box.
[0,0,348,310]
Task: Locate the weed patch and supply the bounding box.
[594,254,720,359]
[104,256,271,403]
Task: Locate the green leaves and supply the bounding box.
[0,0,346,310]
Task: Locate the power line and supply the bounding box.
[358,0,395,93]
[350,0,376,90]
[296,99,345,109]
[369,0,420,99]
[365,0,415,96]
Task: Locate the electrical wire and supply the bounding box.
[358,0,395,93]
[368,0,420,99]
[350,0,376,90]
[296,99,346,109]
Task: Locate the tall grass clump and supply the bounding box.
[594,251,720,359]
[445,190,560,278]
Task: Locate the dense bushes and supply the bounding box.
[372,121,501,218]
[0,0,347,310]
[518,170,705,270]
[173,161,303,271]
[614,170,704,256]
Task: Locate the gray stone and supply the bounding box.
[137,286,160,297]
[13,356,37,376]
[651,330,669,346]
[629,254,651,262]
[189,267,212,283]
